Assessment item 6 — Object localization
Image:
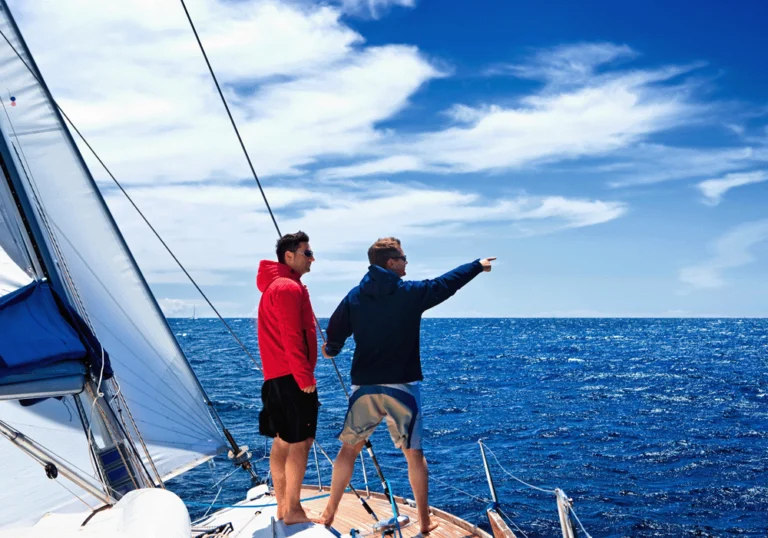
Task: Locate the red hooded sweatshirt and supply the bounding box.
[256,260,317,389]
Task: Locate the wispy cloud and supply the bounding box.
[12,0,441,184]
[607,144,767,187]
[158,297,195,316]
[338,0,415,19]
[697,170,768,206]
[487,42,638,86]
[679,219,768,289]
[104,181,626,286]
[320,43,703,179]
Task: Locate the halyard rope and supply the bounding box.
[481,442,593,538]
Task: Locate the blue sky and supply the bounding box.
[12,0,768,316]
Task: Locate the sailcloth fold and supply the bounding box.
[0,1,226,528]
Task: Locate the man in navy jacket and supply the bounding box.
[318,237,495,534]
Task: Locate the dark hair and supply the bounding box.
[368,237,402,268]
[276,231,309,264]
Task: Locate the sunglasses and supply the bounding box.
[302,249,314,258]
[390,255,407,262]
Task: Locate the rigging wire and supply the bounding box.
[482,442,593,538]
[498,508,529,538]
[0,26,262,372]
[0,25,263,482]
[482,443,556,495]
[176,0,396,498]
[177,0,281,238]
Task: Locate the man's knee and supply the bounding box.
[403,448,424,458]
[403,448,427,465]
[339,439,365,458]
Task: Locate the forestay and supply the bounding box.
[0,1,226,528]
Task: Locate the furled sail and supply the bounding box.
[0,1,226,528]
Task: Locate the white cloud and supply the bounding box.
[320,44,703,179]
[11,0,441,184]
[12,5,720,188]
[495,42,638,86]
[338,0,415,19]
[158,297,194,316]
[679,219,768,289]
[607,144,766,187]
[697,170,768,206]
[103,181,627,286]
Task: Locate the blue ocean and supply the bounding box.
[167,318,767,537]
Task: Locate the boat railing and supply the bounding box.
[478,440,591,538]
[305,437,591,538]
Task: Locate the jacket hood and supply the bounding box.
[359,265,401,298]
[257,260,300,292]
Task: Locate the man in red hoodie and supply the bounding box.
[256,231,318,525]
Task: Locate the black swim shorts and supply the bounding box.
[259,374,319,443]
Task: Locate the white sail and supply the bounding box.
[0,399,104,528]
[0,158,34,295]
[0,2,226,528]
[0,244,31,295]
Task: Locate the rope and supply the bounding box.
[0,26,261,375]
[498,508,529,538]
[481,443,556,495]
[177,0,281,237]
[375,460,490,505]
[429,473,491,505]
[385,479,404,538]
[482,443,594,537]
[0,96,92,328]
[0,24,259,483]
[111,379,165,487]
[567,503,592,538]
[84,347,113,498]
[201,486,225,520]
[185,492,329,509]
[177,0,340,372]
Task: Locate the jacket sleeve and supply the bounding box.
[324,295,352,357]
[274,282,316,389]
[414,260,484,311]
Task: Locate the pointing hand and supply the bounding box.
[480,257,496,272]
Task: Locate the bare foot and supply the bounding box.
[283,508,311,526]
[316,510,335,527]
[420,520,439,535]
[276,506,284,521]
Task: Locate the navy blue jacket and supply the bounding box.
[325,260,483,385]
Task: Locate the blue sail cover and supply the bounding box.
[0,282,85,371]
[0,281,111,400]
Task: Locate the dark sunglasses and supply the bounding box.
[390,255,407,262]
[302,249,314,258]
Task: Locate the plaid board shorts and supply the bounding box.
[338,383,423,450]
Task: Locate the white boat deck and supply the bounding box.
[195,484,492,538]
[0,483,500,538]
